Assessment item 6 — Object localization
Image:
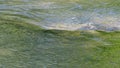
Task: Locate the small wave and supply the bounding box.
[0,0,120,32]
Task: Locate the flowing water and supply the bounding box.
[0,0,120,31]
[0,0,120,68]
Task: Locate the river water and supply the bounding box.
[1,0,120,68]
[0,0,120,31]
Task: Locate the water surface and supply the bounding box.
[0,0,120,68]
[0,0,120,31]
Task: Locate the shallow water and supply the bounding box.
[0,0,120,31]
[1,0,120,68]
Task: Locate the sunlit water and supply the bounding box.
[0,0,120,31]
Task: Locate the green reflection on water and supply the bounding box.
[0,0,120,68]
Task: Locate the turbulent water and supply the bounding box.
[0,0,120,31]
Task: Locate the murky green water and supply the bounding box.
[0,0,120,68]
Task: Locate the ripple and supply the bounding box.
[0,0,120,31]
